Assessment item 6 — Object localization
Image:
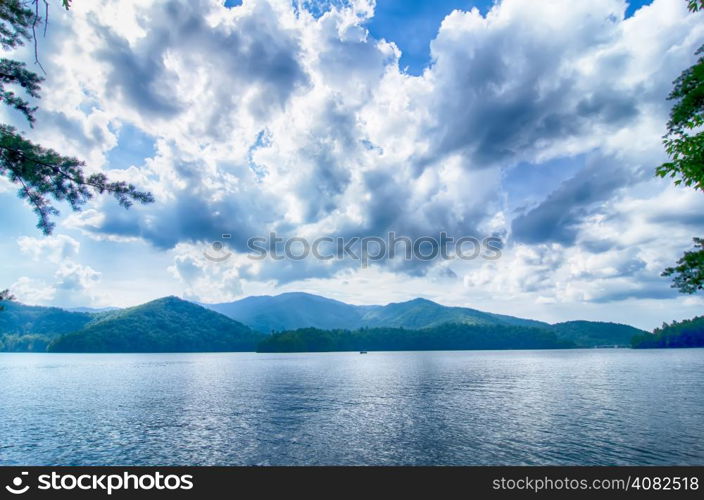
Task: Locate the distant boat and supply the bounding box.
[359,351,368,354]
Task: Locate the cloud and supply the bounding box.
[168,244,243,302]
[9,277,56,305]
[11,262,102,307]
[54,262,102,292]
[50,0,699,251]
[17,235,80,264]
[510,154,643,245]
[12,234,104,307]
[92,0,309,127]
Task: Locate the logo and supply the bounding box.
[5,472,29,495]
[203,234,233,262]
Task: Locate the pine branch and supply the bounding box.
[0,126,154,235]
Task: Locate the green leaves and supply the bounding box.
[658,45,704,192]
[0,125,154,234]
[662,237,704,294]
[0,58,43,123]
[657,131,704,190]
[632,315,704,348]
[658,2,704,294]
[688,0,704,12]
[667,47,704,133]
[0,288,15,311]
[0,2,42,124]
[0,0,33,50]
[0,0,154,235]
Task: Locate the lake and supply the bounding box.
[0,349,703,465]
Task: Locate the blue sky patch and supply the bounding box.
[106,124,157,170]
[368,0,654,75]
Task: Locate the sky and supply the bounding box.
[0,0,703,330]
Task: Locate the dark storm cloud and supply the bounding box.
[421,9,640,170]
[96,29,182,118]
[591,284,680,303]
[292,100,356,222]
[94,0,308,122]
[428,68,639,169]
[79,151,276,251]
[38,110,111,150]
[511,156,641,245]
[86,183,269,251]
[358,167,489,242]
[649,212,704,228]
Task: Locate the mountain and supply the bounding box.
[0,293,648,353]
[204,292,367,333]
[49,297,264,353]
[551,321,646,347]
[257,324,576,353]
[0,302,93,336]
[64,306,121,313]
[0,302,96,352]
[486,312,552,329]
[632,316,704,348]
[357,298,552,329]
[358,298,499,328]
[202,293,551,332]
[204,293,647,348]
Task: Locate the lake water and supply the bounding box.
[1,349,703,465]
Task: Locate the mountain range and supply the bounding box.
[203,292,552,332]
[202,292,644,347]
[0,292,649,352]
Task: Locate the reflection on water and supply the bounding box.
[0,349,703,465]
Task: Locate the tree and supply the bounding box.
[662,237,704,293]
[0,289,15,311]
[687,1,704,12]
[657,0,704,293]
[0,0,153,235]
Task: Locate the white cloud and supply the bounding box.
[10,261,102,307]
[12,234,103,307]
[9,277,56,305]
[17,235,80,264]
[167,243,243,303]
